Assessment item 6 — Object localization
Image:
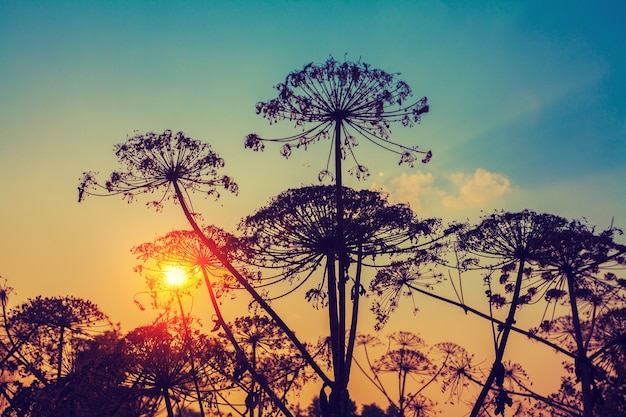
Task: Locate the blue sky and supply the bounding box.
[1,0,625,411]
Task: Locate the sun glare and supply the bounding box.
[165,266,187,287]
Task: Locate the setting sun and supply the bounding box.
[164,266,187,287]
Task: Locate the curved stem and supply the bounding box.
[173,181,331,387]
[470,258,526,417]
[175,290,206,417]
[201,266,293,417]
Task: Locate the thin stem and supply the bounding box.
[201,266,293,417]
[470,258,526,417]
[405,283,573,357]
[175,291,206,417]
[173,181,331,386]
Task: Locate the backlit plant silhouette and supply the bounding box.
[122,320,210,417]
[78,129,238,208]
[78,129,328,417]
[216,315,318,417]
[353,332,450,417]
[1,295,114,416]
[246,57,432,417]
[245,56,431,181]
[527,221,626,417]
[457,210,567,417]
[132,227,320,417]
[240,185,440,417]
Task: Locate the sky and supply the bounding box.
[1,0,625,413]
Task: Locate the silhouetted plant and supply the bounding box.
[133,226,304,417]
[215,315,317,417]
[456,210,568,417]
[122,320,221,417]
[23,330,149,417]
[239,185,437,292]
[245,56,431,181]
[78,129,238,208]
[79,130,328,417]
[369,251,444,331]
[533,220,626,417]
[353,333,467,417]
[132,226,240,312]
[240,185,439,417]
[0,295,114,417]
[246,57,432,417]
[7,296,112,382]
[589,308,626,416]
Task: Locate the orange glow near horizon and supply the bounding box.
[164,266,187,288]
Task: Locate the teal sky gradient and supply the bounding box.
[1,0,625,411]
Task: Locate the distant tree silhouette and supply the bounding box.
[306,395,358,417]
[245,56,432,417]
[360,403,387,417]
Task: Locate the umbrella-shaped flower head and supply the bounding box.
[239,185,437,286]
[78,129,237,209]
[245,57,431,182]
[132,226,243,303]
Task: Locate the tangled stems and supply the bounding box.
[459,210,567,417]
[78,130,331,416]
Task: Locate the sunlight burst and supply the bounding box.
[164,266,187,288]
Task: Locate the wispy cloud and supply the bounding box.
[373,168,513,220]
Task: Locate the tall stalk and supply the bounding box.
[470,259,526,417]
[200,265,293,417]
[172,181,330,386]
[565,268,594,417]
[174,290,206,417]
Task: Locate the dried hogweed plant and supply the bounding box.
[78,129,238,209]
[245,56,431,183]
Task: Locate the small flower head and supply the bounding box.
[369,252,444,331]
[246,57,431,181]
[132,226,243,300]
[78,129,238,209]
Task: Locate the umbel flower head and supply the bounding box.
[245,56,431,182]
[132,226,242,299]
[78,129,238,209]
[239,185,438,280]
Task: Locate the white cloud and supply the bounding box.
[374,168,513,220]
[442,168,511,210]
